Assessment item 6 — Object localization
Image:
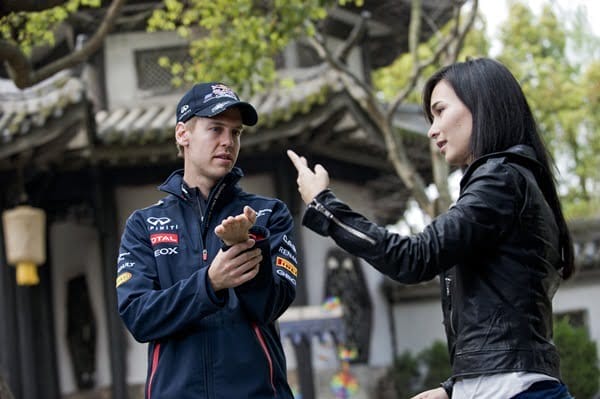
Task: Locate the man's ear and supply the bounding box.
[175,122,189,147]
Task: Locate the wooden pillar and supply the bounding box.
[0,215,21,399]
[273,156,316,399]
[15,240,60,398]
[37,254,61,398]
[1,199,60,399]
[92,169,128,399]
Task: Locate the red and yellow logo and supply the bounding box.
[276,257,298,276]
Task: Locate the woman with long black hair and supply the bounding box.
[287,58,574,399]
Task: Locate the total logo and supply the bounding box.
[150,233,179,246]
[146,217,179,231]
[154,247,178,257]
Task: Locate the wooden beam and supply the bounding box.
[0,210,21,399]
[91,169,129,399]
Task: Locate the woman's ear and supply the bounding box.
[175,122,189,148]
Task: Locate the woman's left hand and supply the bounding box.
[287,149,330,205]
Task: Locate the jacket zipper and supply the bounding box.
[252,323,277,397]
[310,200,376,245]
[199,180,228,263]
[444,276,456,335]
[147,342,161,399]
[194,194,209,261]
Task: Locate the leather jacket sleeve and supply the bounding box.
[302,160,523,284]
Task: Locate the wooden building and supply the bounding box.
[3,1,598,399]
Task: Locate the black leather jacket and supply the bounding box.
[302,145,563,392]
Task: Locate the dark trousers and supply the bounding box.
[511,381,574,399]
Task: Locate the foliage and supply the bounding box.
[375,340,451,399]
[496,0,600,218]
[376,0,600,219]
[147,0,362,93]
[0,0,101,55]
[377,319,600,399]
[554,317,600,399]
[373,9,489,104]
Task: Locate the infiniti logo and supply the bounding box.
[147,217,171,226]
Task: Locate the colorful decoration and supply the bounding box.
[322,296,341,311]
[338,347,358,362]
[330,346,359,398]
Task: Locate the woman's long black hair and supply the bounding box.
[422,57,574,279]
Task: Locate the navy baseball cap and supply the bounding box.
[176,82,258,126]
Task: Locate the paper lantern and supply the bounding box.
[2,205,46,285]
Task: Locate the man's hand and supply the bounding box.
[215,206,257,246]
[286,149,330,205]
[208,239,262,291]
[410,387,449,399]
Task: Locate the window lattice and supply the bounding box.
[135,46,192,92]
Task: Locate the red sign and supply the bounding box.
[150,233,179,246]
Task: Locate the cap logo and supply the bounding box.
[180,104,190,114]
[211,101,233,113]
[203,84,238,103]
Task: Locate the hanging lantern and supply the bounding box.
[2,205,46,286]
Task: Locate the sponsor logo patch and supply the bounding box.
[154,247,178,257]
[204,84,238,102]
[118,252,130,263]
[276,256,298,277]
[283,234,296,253]
[117,262,135,274]
[146,216,178,231]
[278,247,297,264]
[147,217,171,226]
[277,269,296,285]
[256,209,272,218]
[116,272,132,287]
[150,233,179,246]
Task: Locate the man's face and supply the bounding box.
[176,107,243,186]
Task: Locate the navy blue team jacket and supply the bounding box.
[116,168,298,399]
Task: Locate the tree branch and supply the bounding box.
[382,0,478,216]
[1,0,126,89]
[305,1,478,217]
[334,10,370,64]
[386,0,478,122]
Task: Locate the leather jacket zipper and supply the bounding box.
[310,200,376,245]
[444,276,456,335]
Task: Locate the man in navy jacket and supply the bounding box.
[116,82,298,399]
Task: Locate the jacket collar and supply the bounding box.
[460,144,544,188]
[158,167,244,200]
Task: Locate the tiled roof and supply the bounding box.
[0,65,429,167]
[95,66,343,146]
[0,70,85,145]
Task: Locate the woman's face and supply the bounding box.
[427,80,473,166]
